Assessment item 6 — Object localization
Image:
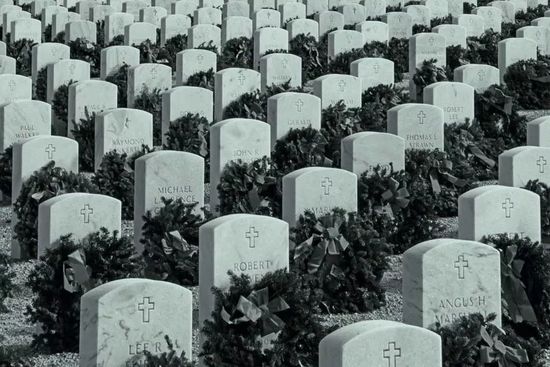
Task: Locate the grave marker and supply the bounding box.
[313,74,361,109]
[387,103,444,151]
[423,82,475,124]
[499,146,550,186]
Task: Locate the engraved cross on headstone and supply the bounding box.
[383,341,402,367]
[237,72,246,86]
[478,70,485,81]
[245,226,259,248]
[502,198,514,218]
[537,156,547,173]
[8,79,15,92]
[454,254,469,279]
[321,177,333,195]
[80,204,93,223]
[295,98,304,112]
[373,63,380,73]
[138,296,155,323]
[417,110,426,124]
[337,79,346,91]
[45,144,56,159]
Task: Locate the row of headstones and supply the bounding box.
[3,0,545,49]
[19,116,545,260]
[77,221,503,366]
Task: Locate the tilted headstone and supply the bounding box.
[267,92,321,147]
[104,12,134,44]
[161,86,213,145]
[161,14,191,47]
[287,18,319,41]
[65,19,96,43]
[175,48,217,85]
[222,16,252,44]
[432,24,467,48]
[282,167,358,226]
[458,185,541,242]
[0,74,31,105]
[387,103,445,151]
[0,99,51,152]
[355,21,388,44]
[351,58,394,91]
[253,27,288,70]
[409,33,446,101]
[68,80,118,138]
[260,53,302,91]
[209,118,270,212]
[454,64,500,92]
[313,74,361,109]
[127,63,172,107]
[94,108,153,170]
[214,68,261,121]
[198,214,289,331]
[327,29,364,61]
[253,8,281,30]
[188,23,221,51]
[319,321,442,367]
[80,279,192,367]
[100,45,140,80]
[423,82,475,124]
[382,12,412,39]
[38,193,122,257]
[453,14,485,37]
[499,146,550,186]
[403,239,501,328]
[527,116,550,147]
[315,10,344,37]
[473,6,503,32]
[134,151,204,249]
[498,38,537,84]
[124,22,158,46]
[341,132,405,176]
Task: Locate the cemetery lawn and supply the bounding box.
[0,203,439,366]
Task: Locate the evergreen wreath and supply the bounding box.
[431,313,532,367]
[141,198,211,286]
[133,86,163,146]
[26,229,144,352]
[52,81,72,136]
[217,157,281,217]
[218,36,254,70]
[35,67,48,102]
[105,64,129,107]
[186,68,215,91]
[7,39,34,76]
[288,34,327,82]
[482,234,550,348]
[412,59,448,102]
[67,38,100,78]
[503,57,550,110]
[271,127,330,176]
[290,208,389,313]
[70,107,96,172]
[13,162,99,259]
[200,270,327,367]
[523,180,550,238]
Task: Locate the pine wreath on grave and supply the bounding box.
[26,229,144,352]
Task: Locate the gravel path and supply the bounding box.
[0,204,548,366]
